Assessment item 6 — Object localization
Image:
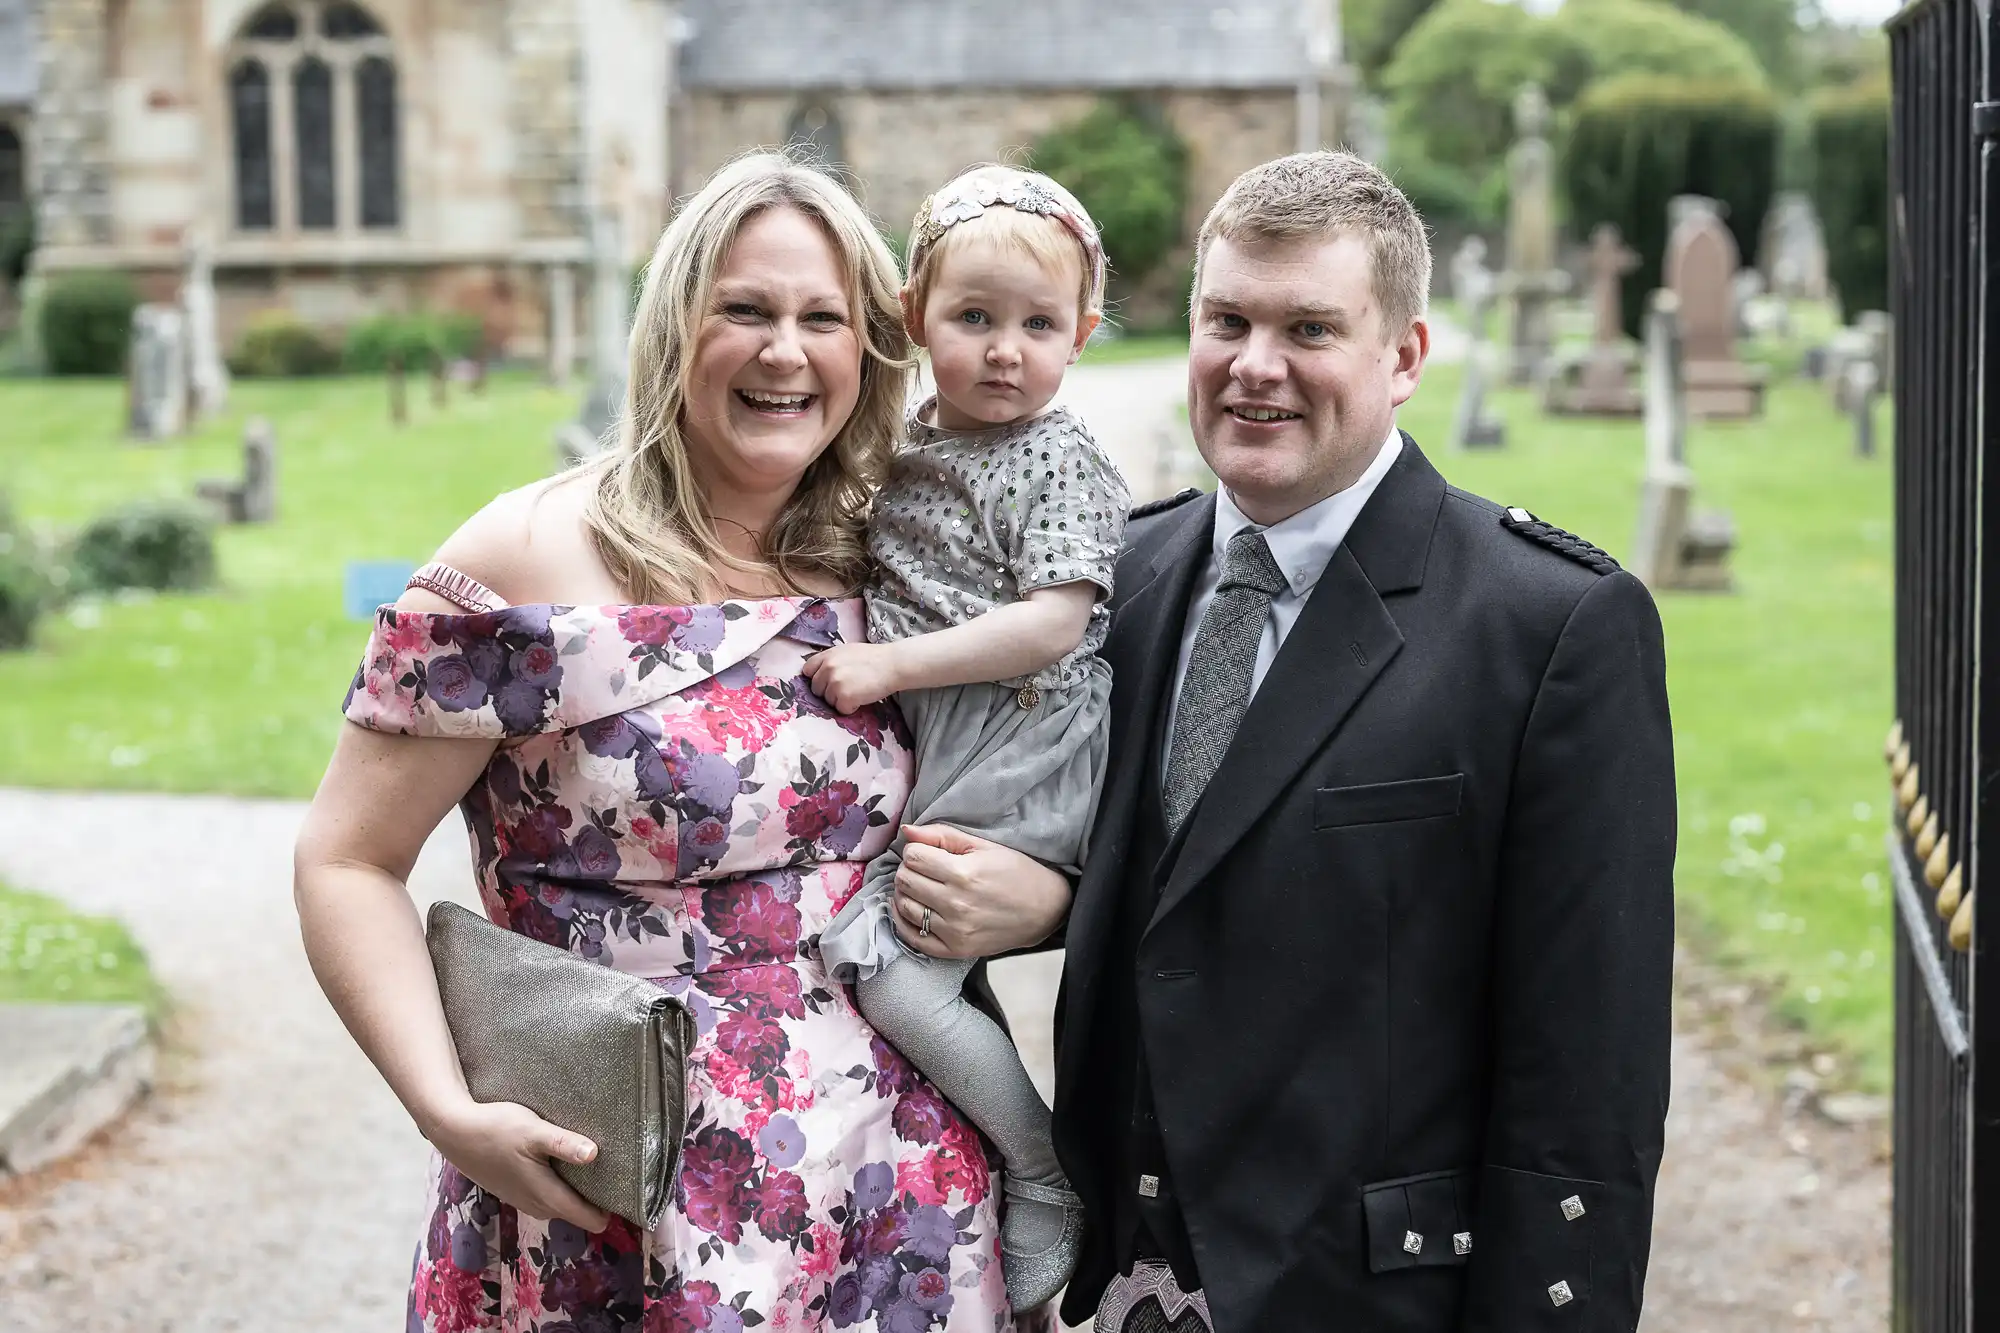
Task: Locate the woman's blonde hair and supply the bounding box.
[580,150,910,605]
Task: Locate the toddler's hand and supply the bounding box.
[803,643,902,713]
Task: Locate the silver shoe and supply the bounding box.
[1002,1175,1086,1313]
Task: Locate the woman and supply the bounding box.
[293,153,1069,1333]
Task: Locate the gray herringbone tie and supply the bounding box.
[1163,529,1287,833]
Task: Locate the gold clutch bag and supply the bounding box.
[425,900,695,1229]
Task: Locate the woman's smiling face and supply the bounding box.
[681,205,864,498]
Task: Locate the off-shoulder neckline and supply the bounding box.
[388,594,859,615]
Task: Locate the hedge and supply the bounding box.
[1030,98,1190,293]
[1808,78,1890,322]
[342,311,485,373]
[1561,74,1780,337]
[70,500,217,595]
[39,271,138,376]
[230,311,342,378]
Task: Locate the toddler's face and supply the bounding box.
[914,243,1091,432]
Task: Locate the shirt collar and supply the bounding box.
[1213,428,1404,598]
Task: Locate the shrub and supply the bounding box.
[342,311,485,372]
[39,270,138,376]
[1808,78,1890,322]
[1030,98,1190,292]
[1384,153,1503,231]
[70,500,216,595]
[0,497,53,651]
[1561,74,1781,336]
[229,311,342,378]
[0,207,34,288]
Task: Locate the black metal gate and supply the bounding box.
[1888,2,1999,1328]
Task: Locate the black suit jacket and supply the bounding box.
[1052,436,1676,1332]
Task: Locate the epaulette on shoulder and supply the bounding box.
[1130,487,1203,521]
[1500,507,1621,575]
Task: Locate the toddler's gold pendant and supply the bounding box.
[1016,685,1042,711]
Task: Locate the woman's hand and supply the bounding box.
[423,1097,612,1233]
[802,643,904,713]
[892,823,1073,959]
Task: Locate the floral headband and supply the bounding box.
[909,169,1107,309]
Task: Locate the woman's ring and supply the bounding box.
[919,905,933,939]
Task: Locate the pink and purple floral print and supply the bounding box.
[347,598,1042,1333]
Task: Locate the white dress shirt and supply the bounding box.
[1163,429,1404,770]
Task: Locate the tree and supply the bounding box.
[1381,0,1590,176]
[1550,0,1769,93]
[1660,0,1801,87]
[1345,0,1446,87]
[1029,100,1189,292]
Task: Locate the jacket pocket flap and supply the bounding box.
[1316,774,1465,828]
[1361,1168,1474,1273]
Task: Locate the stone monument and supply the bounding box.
[1663,198,1766,420]
[1846,360,1882,459]
[180,228,229,420]
[1632,290,1736,592]
[556,205,633,467]
[1546,223,1642,416]
[1498,84,1570,386]
[195,418,278,523]
[1761,191,1830,302]
[126,304,189,440]
[1449,237,1506,449]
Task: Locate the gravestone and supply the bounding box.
[344,560,419,621]
[1762,191,1830,301]
[1632,291,1736,592]
[1498,84,1571,386]
[126,305,189,440]
[194,418,278,523]
[1828,313,1893,413]
[1664,201,1767,420]
[1847,360,1881,458]
[1546,223,1642,416]
[555,205,633,467]
[180,229,229,420]
[547,263,576,387]
[1449,237,1506,450]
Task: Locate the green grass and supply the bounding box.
[1400,364,1894,1089]
[0,880,164,1015]
[1081,332,1190,364]
[0,373,571,796]
[0,362,1898,1087]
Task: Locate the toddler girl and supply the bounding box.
[804,164,1128,1312]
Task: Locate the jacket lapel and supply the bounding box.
[1146,435,1446,934]
[1058,493,1214,1081]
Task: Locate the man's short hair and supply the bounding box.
[1195,151,1432,340]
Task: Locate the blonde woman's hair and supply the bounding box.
[580,150,911,605]
[1196,151,1432,339]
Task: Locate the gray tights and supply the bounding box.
[855,947,1064,1188]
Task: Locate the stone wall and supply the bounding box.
[681,85,1297,327]
[32,0,113,247]
[506,0,583,242]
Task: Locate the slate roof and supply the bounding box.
[0,0,34,108]
[679,0,1311,91]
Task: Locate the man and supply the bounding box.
[1052,151,1672,1331]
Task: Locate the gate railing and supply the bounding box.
[1886,0,1996,1328]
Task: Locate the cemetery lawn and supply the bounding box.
[0,373,572,797]
[1400,366,1896,1090]
[0,878,164,1015]
[1,366,1898,1087]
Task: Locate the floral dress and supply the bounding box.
[343,594,1046,1333]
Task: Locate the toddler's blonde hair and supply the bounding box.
[904,165,1104,325]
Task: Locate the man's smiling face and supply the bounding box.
[1188,230,1428,525]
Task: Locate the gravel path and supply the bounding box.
[0,787,1890,1331]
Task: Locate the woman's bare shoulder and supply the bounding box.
[427,474,607,605]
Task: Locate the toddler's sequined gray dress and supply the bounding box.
[820,399,1128,981]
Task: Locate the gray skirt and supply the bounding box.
[818,655,1113,983]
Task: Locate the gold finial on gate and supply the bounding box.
[1926,833,1953,889]
[1950,890,1974,953]
[1917,811,1941,860]
[1907,794,1931,838]
[1899,765,1921,814]
[1886,719,1904,761]
[1892,741,1912,783]
[1937,862,1964,919]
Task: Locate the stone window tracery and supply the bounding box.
[226,1,399,235]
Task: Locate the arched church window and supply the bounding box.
[357,56,398,227]
[225,1,397,235]
[786,101,845,171]
[293,57,335,229]
[229,59,275,230]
